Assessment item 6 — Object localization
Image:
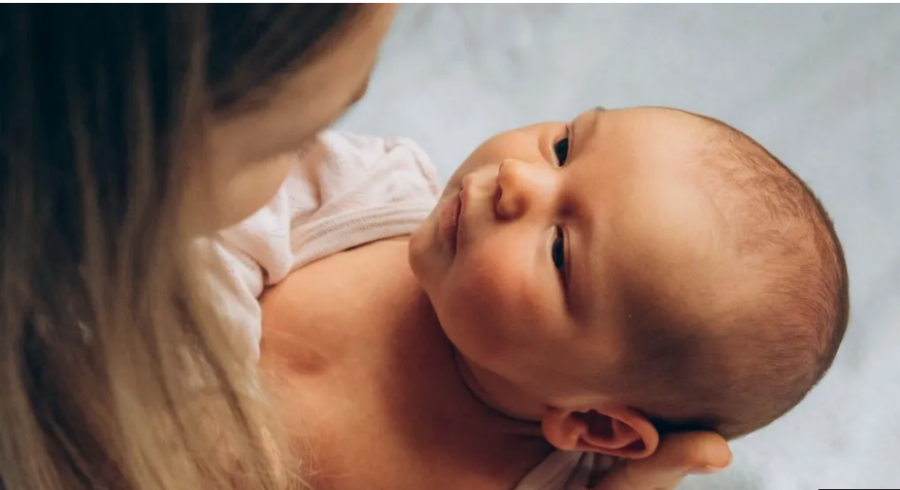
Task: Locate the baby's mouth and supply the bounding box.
[438,190,462,252]
[455,186,467,250]
[451,191,462,252]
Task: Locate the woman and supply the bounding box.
[0,5,730,490]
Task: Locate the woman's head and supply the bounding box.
[0,5,395,490]
[201,5,397,227]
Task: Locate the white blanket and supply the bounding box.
[340,5,900,489]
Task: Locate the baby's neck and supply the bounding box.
[407,294,545,438]
[452,352,549,426]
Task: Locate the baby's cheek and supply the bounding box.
[435,254,512,347]
[459,245,523,302]
[449,264,562,375]
[460,251,543,328]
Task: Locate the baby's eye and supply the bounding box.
[553,137,569,167]
[552,226,566,279]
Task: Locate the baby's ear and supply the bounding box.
[541,406,659,459]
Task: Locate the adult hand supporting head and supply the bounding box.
[592,431,732,490]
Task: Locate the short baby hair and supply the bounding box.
[619,113,849,440]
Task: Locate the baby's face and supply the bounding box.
[410,108,729,405]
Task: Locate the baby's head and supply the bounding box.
[409,107,848,457]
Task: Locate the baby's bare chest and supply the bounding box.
[259,241,548,490]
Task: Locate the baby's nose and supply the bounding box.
[494,158,552,220]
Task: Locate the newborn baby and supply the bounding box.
[409,106,849,444]
[220,107,848,489]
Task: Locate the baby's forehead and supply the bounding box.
[588,108,755,211]
[567,107,757,288]
[582,108,718,169]
[586,106,713,129]
[591,107,728,153]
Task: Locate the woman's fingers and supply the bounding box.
[592,431,732,490]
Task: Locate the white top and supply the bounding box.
[213,131,443,362]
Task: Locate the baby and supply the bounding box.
[217,107,848,489]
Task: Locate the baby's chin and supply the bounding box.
[407,215,449,300]
[407,223,431,283]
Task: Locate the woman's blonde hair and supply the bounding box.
[0,5,360,490]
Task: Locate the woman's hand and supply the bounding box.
[593,431,732,490]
